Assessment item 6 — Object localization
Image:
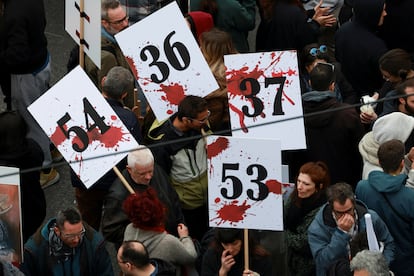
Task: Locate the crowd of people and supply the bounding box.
[1,0,414,275]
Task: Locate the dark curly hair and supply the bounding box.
[122,187,166,231]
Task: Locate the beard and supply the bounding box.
[405,102,414,116]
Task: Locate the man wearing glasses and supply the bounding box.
[21,208,113,275]
[145,95,211,241]
[84,0,135,109]
[307,183,395,276]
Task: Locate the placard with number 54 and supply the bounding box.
[225,51,306,150]
[28,66,140,188]
[207,136,283,231]
[115,1,219,121]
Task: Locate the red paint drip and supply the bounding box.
[213,200,251,225]
[266,179,282,195]
[226,65,265,99]
[159,83,186,106]
[50,124,67,146]
[207,137,229,159]
[125,56,139,80]
[229,103,248,133]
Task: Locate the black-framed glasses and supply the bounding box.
[309,45,328,57]
[333,206,354,218]
[316,62,335,73]
[190,110,211,124]
[61,227,85,241]
[108,15,129,25]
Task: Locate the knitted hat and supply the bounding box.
[372,112,414,143]
[186,11,214,43]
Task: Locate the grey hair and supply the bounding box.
[102,66,133,99]
[350,250,390,276]
[101,0,121,20]
[127,146,154,168]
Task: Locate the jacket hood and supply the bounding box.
[358,131,380,166]
[353,0,385,30]
[303,92,337,128]
[372,112,414,144]
[367,170,407,193]
[186,11,214,43]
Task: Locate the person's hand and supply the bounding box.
[360,110,378,124]
[177,223,189,238]
[337,213,355,232]
[243,269,259,276]
[313,0,337,27]
[219,249,235,276]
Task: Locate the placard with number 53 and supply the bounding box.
[28,66,139,188]
[207,136,283,231]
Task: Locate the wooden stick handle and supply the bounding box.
[244,228,249,271]
[112,166,135,194]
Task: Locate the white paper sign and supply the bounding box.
[28,66,139,188]
[65,0,101,68]
[115,1,219,121]
[207,136,283,231]
[225,51,306,150]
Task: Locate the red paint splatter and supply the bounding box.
[207,137,229,159]
[167,109,174,115]
[215,197,221,203]
[212,200,251,225]
[229,103,248,133]
[50,124,67,146]
[111,115,117,120]
[266,179,282,195]
[159,83,186,106]
[226,65,265,99]
[125,56,139,80]
[72,125,130,150]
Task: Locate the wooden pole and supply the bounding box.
[113,166,135,194]
[79,0,85,68]
[244,228,249,271]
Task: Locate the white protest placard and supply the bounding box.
[225,51,306,150]
[0,166,23,264]
[65,0,101,68]
[115,1,219,121]
[207,136,283,231]
[28,66,139,188]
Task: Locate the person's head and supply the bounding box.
[294,161,330,199]
[300,44,330,74]
[102,66,134,100]
[378,139,405,174]
[200,28,238,87]
[126,146,154,185]
[0,111,28,154]
[215,228,243,257]
[101,0,128,35]
[353,0,386,28]
[309,62,336,92]
[123,188,166,231]
[176,95,209,130]
[350,250,390,276]
[379,48,412,84]
[54,208,84,248]
[327,183,356,220]
[396,78,414,116]
[185,11,214,44]
[117,240,152,275]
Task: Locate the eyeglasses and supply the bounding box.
[190,110,211,124]
[316,62,335,73]
[333,207,354,218]
[107,15,129,25]
[309,45,328,57]
[61,227,85,241]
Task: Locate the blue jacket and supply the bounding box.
[356,171,414,276]
[308,200,395,276]
[21,219,114,276]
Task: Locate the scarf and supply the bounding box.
[48,225,76,263]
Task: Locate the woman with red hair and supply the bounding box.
[122,187,197,272]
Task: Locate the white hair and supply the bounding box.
[127,146,154,168]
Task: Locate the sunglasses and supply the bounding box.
[309,45,328,57]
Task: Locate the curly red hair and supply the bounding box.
[122,187,166,232]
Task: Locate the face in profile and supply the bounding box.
[186,109,210,131]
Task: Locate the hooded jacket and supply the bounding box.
[356,171,414,275]
[308,200,395,276]
[301,91,364,187]
[335,0,387,96]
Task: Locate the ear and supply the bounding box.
[121,92,128,100]
[54,226,60,236]
[329,81,335,92]
[399,97,406,105]
[101,76,106,88]
[102,19,109,30]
